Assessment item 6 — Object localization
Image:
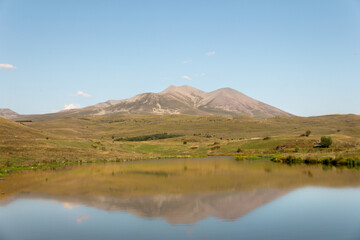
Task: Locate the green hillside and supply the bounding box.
[0,114,360,175]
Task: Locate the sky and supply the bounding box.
[0,0,359,116]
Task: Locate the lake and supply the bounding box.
[1,157,360,240]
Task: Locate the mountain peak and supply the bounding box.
[161,85,206,97]
[216,87,237,92]
[162,85,201,92]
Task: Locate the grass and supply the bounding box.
[0,114,360,175]
[22,114,360,139]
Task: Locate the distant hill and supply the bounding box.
[14,85,292,121]
[0,108,20,120]
[0,117,44,139]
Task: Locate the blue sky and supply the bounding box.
[0,0,359,116]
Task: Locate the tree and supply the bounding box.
[320,136,332,148]
[305,130,311,137]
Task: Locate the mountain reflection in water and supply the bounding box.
[1,157,360,240]
[2,188,289,225]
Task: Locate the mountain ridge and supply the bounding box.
[83,85,292,118]
[5,85,293,120]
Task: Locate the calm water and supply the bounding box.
[1,157,360,240]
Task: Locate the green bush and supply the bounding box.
[320,136,332,148]
[115,133,183,141]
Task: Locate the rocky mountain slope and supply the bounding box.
[12,85,292,120]
[0,108,20,120]
[84,85,292,117]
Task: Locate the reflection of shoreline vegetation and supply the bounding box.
[2,157,360,201]
[234,152,360,169]
[0,156,201,177]
[235,153,360,169]
[2,152,360,177]
[270,155,360,169]
[0,161,78,178]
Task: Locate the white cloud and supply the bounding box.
[195,73,206,77]
[182,75,192,80]
[206,51,216,56]
[182,60,192,64]
[64,104,80,110]
[0,64,16,69]
[75,91,91,97]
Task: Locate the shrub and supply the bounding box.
[263,136,271,140]
[305,130,311,137]
[115,133,183,141]
[294,146,299,152]
[320,136,333,148]
[281,155,303,164]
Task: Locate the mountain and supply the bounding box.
[86,85,292,117]
[0,108,20,120]
[14,85,292,121]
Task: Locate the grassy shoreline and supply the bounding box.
[270,155,360,168]
[0,154,215,177]
[1,114,360,176]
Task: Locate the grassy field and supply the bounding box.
[0,114,360,175]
